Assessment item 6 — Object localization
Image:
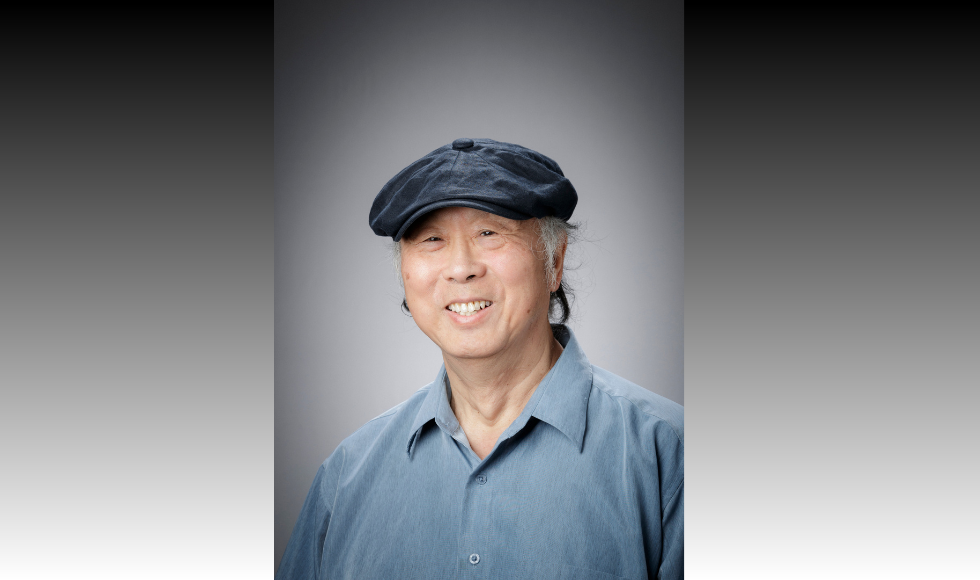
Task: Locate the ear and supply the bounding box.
[550,235,567,293]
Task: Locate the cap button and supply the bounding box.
[452,138,474,150]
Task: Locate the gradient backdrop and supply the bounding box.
[275,0,684,570]
[1,6,272,579]
[687,6,979,578]
[2,4,977,580]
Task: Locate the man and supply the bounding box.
[277,138,683,579]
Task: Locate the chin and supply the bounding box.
[439,334,505,360]
[442,342,498,360]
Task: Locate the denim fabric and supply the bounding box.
[277,327,684,580]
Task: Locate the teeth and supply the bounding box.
[448,300,491,316]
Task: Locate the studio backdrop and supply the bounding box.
[275,0,683,569]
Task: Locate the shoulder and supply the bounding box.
[325,383,432,466]
[589,365,684,447]
[583,365,684,510]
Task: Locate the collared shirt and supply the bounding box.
[277,327,684,580]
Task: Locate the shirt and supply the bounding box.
[276,326,684,580]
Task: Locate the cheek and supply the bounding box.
[493,256,550,302]
[400,255,432,287]
[402,260,438,302]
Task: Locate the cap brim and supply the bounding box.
[393,199,532,241]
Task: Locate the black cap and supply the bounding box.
[369,138,577,241]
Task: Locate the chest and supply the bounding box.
[321,426,660,580]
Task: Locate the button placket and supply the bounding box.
[459,463,492,576]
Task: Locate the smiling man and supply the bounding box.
[276,138,684,580]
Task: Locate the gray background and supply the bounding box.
[275,0,684,569]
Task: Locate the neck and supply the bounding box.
[443,325,563,459]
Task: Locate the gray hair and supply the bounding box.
[538,216,577,325]
[391,216,578,324]
[537,216,572,290]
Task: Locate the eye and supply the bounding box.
[423,236,442,242]
[479,230,496,236]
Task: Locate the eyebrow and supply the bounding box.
[478,215,523,231]
[401,222,440,241]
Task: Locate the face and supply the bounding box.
[399,207,563,363]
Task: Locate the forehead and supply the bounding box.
[404,206,530,236]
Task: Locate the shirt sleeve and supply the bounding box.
[657,478,684,580]
[276,447,346,580]
[650,413,684,580]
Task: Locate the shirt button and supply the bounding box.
[476,474,487,485]
[469,553,480,565]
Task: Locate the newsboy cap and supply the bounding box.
[369,138,577,241]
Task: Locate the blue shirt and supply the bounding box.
[277,327,684,580]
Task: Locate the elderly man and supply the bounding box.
[277,138,684,579]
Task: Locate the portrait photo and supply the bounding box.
[275,0,683,577]
[3,3,975,580]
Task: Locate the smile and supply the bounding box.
[447,300,492,316]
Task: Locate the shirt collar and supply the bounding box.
[524,325,593,450]
[406,325,594,456]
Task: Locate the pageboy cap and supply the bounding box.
[369,138,577,241]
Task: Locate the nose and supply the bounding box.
[445,240,486,283]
